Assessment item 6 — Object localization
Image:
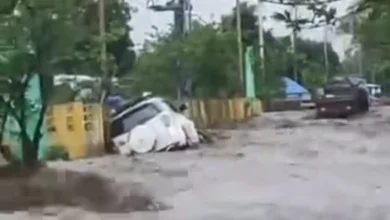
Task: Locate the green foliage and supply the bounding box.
[271,0,338,31]
[51,0,136,77]
[46,145,69,161]
[225,2,340,85]
[131,1,341,99]
[132,23,239,98]
[0,0,135,164]
[0,0,86,164]
[0,0,18,14]
[339,0,390,85]
[221,3,257,46]
[183,23,239,97]
[251,44,286,99]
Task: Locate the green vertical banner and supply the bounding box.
[245,46,261,115]
[245,46,256,98]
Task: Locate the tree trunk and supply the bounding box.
[32,75,51,157]
[0,104,14,162]
[21,133,38,165]
[8,102,38,165]
[5,74,46,165]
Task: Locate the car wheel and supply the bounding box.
[356,88,369,113]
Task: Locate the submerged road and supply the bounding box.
[3,107,390,219]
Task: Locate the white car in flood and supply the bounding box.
[110,97,199,155]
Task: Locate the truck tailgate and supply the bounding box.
[315,97,356,117]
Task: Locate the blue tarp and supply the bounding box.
[107,95,125,110]
[282,77,309,95]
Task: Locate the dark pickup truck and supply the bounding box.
[315,77,369,118]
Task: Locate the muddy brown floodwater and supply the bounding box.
[2,106,390,219]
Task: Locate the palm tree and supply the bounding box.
[272,8,309,81]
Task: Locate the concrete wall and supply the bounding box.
[47,102,106,160]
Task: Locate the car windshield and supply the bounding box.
[111,104,160,137]
[122,104,160,132]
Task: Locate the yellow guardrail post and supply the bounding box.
[179,98,263,129]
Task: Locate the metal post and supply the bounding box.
[147,0,192,99]
[236,0,244,93]
[257,0,265,81]
[350,16,363,76]
[358,44,363,76]
[98,0,108,104]
[174,0,186,99]
[371,65,375,83]
[174,0,185,36]
[187,0,192,32]
[290,4,298,81]
[324,24,329,82]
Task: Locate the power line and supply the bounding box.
[191,13,207,24]
[131,0,147,8]
[272,9,356,31]
[261,0,342,6]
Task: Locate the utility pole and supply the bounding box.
[371,64,375,83]
[348,15,363,76]
[147,0,192,99]
[236,0,244,93]
[358,44,363,76]
[98,0,108,104]
[173,0,185,99]
[350,16,363,77]
[323,24,329,82]
[257,0,265,81]
[290,4,298,81]
[186,0,192,33]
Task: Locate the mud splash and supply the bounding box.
[0,165,161,213]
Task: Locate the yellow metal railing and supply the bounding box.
[183,98,263,128]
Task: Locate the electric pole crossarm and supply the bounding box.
[99,0,108,103]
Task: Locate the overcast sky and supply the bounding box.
[129,0,356,60]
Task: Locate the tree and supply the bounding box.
[338,0,390,86]
[271,0,339,82]
[71,0,136,77]
[132,22,239,97]
[224,1,340,87]
[52,0,136,102]
[221,2,290,98]
[131,1,342,100]
[222,2,258,46]
[0,0,136,164]
[0,0,86,164]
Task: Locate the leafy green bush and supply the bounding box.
[47,145,69,161]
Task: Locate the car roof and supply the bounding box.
[111,96,165,122]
